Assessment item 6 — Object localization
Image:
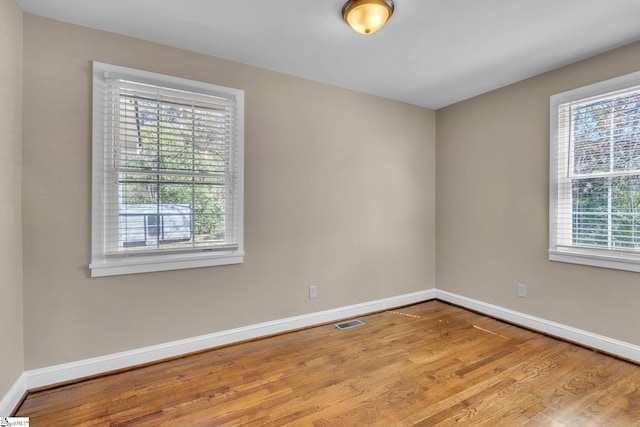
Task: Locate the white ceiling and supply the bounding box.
[15,0,640,109]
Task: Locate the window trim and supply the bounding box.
[90,62,244,277]
[549,70,640,272]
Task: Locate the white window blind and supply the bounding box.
[550,71,640,272]
[91,62,244,277]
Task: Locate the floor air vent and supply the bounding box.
[335,319,364,330]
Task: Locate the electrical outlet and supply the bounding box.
[309,285,317,299]
[517,283,527,298]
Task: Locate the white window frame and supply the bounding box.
[91,62,244,277]
[550,70,640,272]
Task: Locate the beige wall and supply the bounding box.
[17,6,639,381]
[0,0,23,399]
[22,14,436,369]
[437,41,640,345]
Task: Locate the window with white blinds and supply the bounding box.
[91,62,244,277]
[550,70,640,272]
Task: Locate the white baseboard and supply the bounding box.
[4,288,640,415]
[1,289,436,414]
[0,373,26,417]
[435,290,640,363]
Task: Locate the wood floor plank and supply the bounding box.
[14,301,640,426]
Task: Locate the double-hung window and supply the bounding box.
[91,62,244,277]
[550,71,640,272]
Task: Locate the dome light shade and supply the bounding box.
[342,0,395,35]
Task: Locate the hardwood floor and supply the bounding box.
[15,301,640,426]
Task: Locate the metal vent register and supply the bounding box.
[335,319,364,330]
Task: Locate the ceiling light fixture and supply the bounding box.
[342,0,395,35]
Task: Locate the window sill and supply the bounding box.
[90,251,244,277]
[549,249,640,273]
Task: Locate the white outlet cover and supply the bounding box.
[517,283,527,298]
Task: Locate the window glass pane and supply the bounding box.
[611,175,640,249]
[572,177,609,247]
[612,94,640,172]
[194,184,226,244]
[572,102,612,175]
[571,175,640,249]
